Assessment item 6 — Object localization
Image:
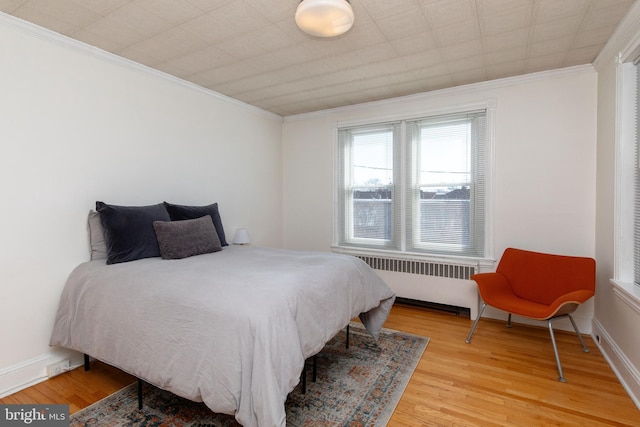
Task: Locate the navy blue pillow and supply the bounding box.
[96,201,171,264]
[163,202,228,246]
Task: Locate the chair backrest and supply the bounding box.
[496,248,596,305]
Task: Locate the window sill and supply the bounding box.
[610,279,640,313]
[331,245,496,270]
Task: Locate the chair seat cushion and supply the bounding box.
[473,272,594,320]
[483,290,558,320]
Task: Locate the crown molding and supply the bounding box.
[594,1,640,68]
[0,12,282,121]
[284,64,595,122]
[0,8,605,123]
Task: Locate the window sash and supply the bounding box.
[338,123,400,249]
[615,59,639,284]
[406,112,486,257]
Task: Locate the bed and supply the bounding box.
[49,202,396,427]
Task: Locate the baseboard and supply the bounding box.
[591,318,640,410]
[0,349,84,399]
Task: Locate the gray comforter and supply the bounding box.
[50,246,395,427]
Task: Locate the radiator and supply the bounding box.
[351,253,480,319]
[356,255,477,280]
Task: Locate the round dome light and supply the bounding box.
[295,0,355,38]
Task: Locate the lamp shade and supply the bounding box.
[295,0,354,37]
[232,228,251,245]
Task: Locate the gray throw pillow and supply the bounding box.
[153,215,222,260]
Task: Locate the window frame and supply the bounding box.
[332,100,496,265]
[406,112,486,256]
[337,122,400,249]
[612,46,640,308]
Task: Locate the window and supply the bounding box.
[614,50,640,291]
[632,58,640,285]
[336,107,491,259]
[337,123,399,248]
[612,47,640,309]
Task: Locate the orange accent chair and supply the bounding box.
[465,248,596,382]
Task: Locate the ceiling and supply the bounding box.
[1,0,635,116]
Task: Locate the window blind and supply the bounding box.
[406,112,486,257]
[633,59,640,285]
[337,123,400,248]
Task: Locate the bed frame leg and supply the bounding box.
[137,379,143,410]
[312,355,317,382]
[346,324,350,349]
[301,365,307,394]
[299,323,349,396]
[83,354,90,371]
[300,355,318,394]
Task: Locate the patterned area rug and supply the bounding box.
[71,323,428,426]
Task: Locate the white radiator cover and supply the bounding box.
[353,254,480,320]
[375,270,480,320]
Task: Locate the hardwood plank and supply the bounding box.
[1,303,639,425]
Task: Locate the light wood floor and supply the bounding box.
[2,303,639,426]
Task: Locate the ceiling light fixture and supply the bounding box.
[295,0,354,38]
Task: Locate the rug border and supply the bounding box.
[351,320,431,342]
[349,322,430,426]
[71,381,138,418]
[70,322,430,426]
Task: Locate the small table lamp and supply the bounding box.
[232,228,250,245]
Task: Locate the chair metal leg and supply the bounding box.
[467,306,585,382]
[547,320,567,383]
[567,314,590,353]
[465,302,487,343]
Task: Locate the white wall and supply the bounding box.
[0,15,283,396]
[283,66,597,330]
[592,1,640,408]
